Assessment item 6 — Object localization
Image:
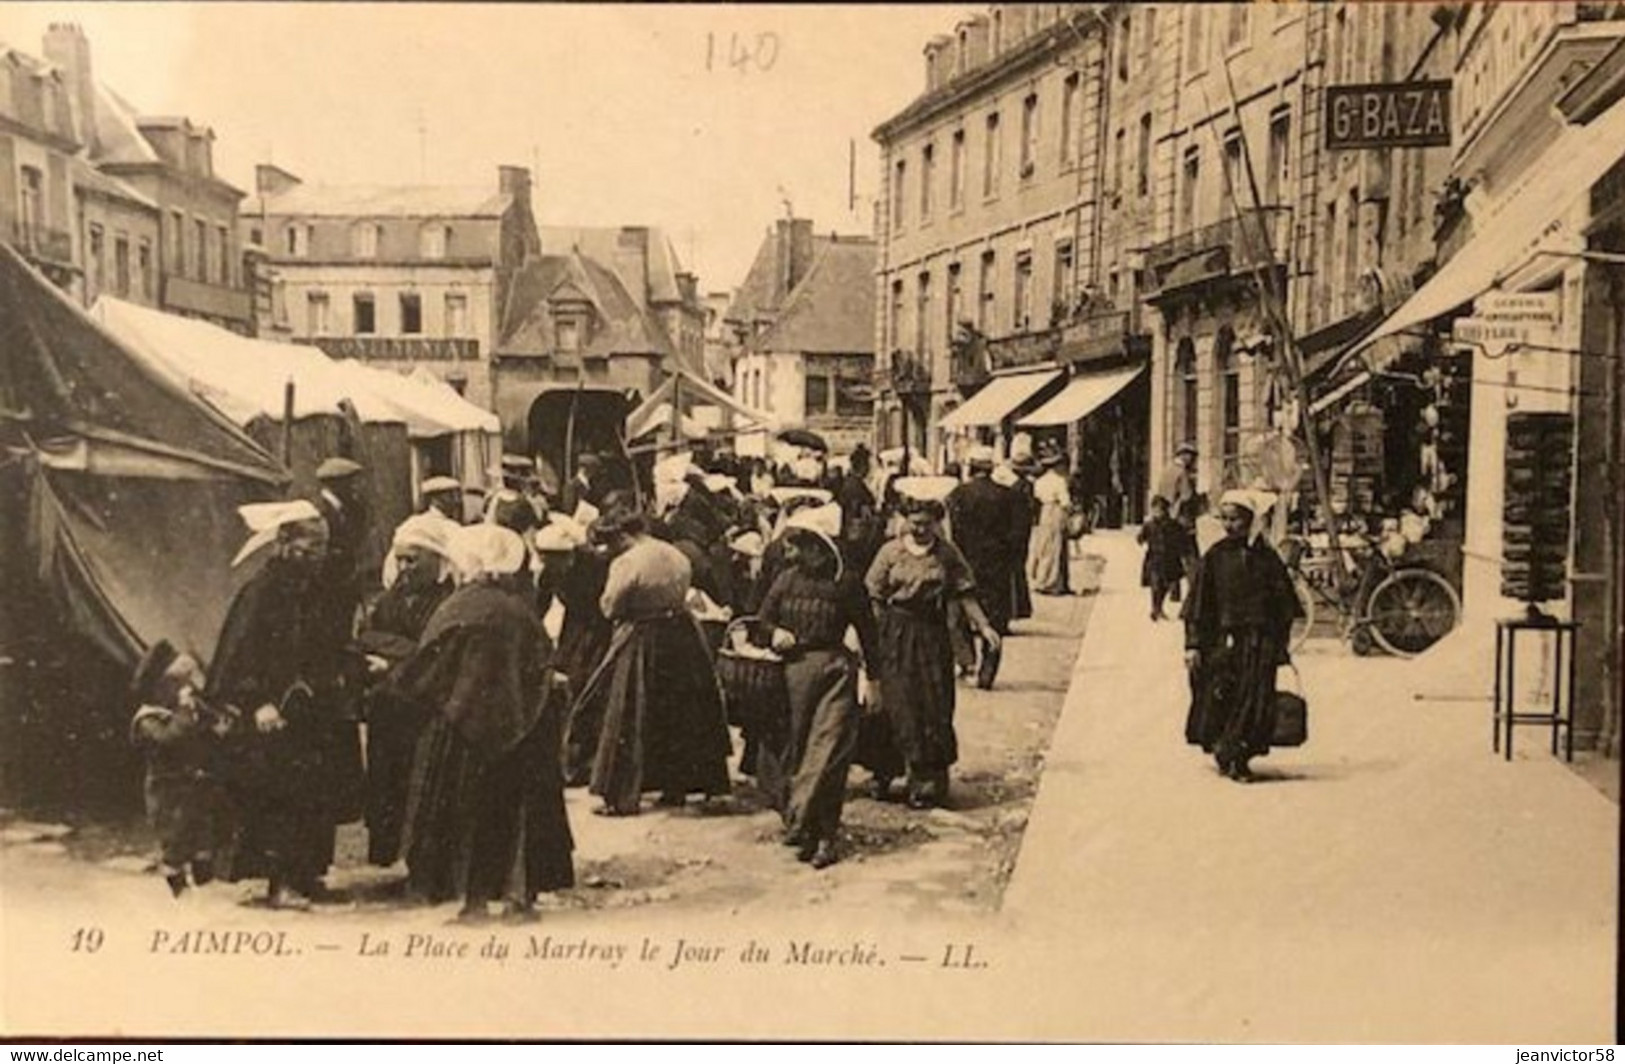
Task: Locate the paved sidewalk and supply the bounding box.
[1005,530,1618,1042]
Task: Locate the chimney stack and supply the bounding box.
[773,217,816,301]
[498,165,532,206]
[42,23,95,154]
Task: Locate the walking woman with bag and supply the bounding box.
[1182,490,1302,783]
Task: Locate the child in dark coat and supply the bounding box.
[1138,496,1187,621]
[130,640,235,897]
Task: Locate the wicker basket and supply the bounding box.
[715,617,788,730]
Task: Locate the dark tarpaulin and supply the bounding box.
[27,467,276,667]
[0,246,287,810]
[0,244,282,482]
[0,244,285,668]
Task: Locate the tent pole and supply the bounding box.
[564,380,582,482]
[281,379,295,468]
[670,367,683,449]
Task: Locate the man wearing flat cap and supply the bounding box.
[311,457,370,829]
[945,445,1025,688]
[1156,442,1201,595]
[419,476,466,524]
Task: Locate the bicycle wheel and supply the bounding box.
[1365,567,1461,658]
[1289,572,1316,653]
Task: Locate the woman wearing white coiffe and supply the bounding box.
[755,503,881,867]
[389,524,573,919]
[355,513,457,867]
[1182,489,1300,784]
[1027,450,1072,595]
[208,500,344,910]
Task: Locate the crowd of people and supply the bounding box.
[126,438,1101,917]
[123,426,1308,919]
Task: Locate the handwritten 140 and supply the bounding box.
[706,31,780,74]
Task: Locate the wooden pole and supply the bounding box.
[670,367,683,450]
[281,378,295,468]
[1208,66,1344,568]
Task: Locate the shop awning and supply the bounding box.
[937,368,1062,430]
[1018,365,1144,427]
[1341,88,1625,373]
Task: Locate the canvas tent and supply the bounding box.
[89,298,500,575]
[626,363,778,447]
[0,246,291,809]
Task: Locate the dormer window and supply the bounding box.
[558,319,580,353]
[420,224,451,259]
[352,222,381,258]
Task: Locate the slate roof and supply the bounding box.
[260,184,510,219]
[730,232,876,356]
[538,225,688,307]
[498,249,674,360]
[71,155,157,209]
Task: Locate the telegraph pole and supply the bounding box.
[1204,64,1345,565]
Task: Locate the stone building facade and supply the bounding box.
[247,164,538,411]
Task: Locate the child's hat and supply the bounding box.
[130,639,178,706]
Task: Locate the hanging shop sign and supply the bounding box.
[1454,291,1563,357]
[1326,81,1452,150]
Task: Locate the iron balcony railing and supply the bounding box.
[1144,206,1293,278]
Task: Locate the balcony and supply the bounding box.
[877,349,933,397]
[302,336,481,362]
[8,221,74,269]
[985,329,1061,373]
[1144,207,1292,299]
[162,276,254,325]
[1059,306,1152,367]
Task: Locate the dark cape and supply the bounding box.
[1183,535,1301,764]
[947,476,1024,635]
[355,578,453,865]
[206,556,348,890]
[390,583,575,905]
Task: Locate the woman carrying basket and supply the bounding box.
[755,504,882,868]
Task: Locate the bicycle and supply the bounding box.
[1280,531,1461,658]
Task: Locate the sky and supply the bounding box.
[1,2,978,292]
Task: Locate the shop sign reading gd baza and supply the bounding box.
[1326,81,1452,150]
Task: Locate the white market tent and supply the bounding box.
[90,298,500,490]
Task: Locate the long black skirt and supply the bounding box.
[581,615,732,814]
[782,649,860,844]
[558,619,615,787]
[1184,628,1280,763]
[400,699,575,907]
[877,606,958,777]
[363,690,429,866]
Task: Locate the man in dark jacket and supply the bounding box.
[835,445,883,575]
[945,445,1025,689]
